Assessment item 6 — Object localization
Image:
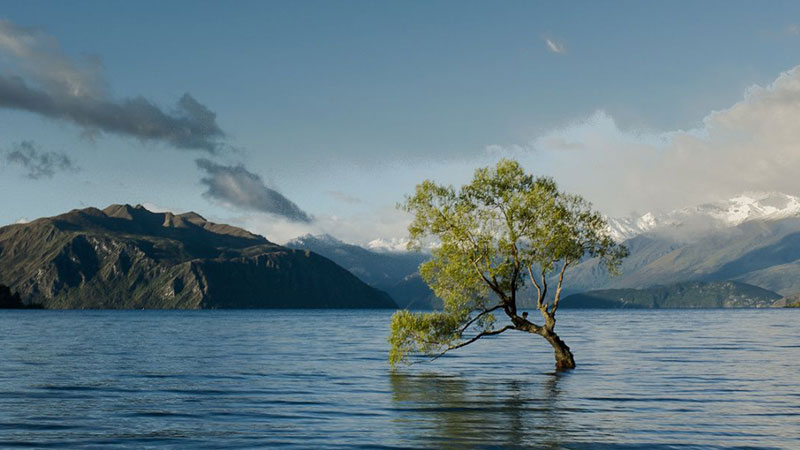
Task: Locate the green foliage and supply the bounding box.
[389,309,465,366]
[389,159,626,366]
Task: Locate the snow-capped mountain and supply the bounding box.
[366,237,410,253]
[607,213,660,242]
[287,234,412,254]
[607,192,800,241]
[287,233,344,248]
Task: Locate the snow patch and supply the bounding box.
[366,238,410,253]
[607,192,800,241]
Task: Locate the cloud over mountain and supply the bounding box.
[491,65,800,217]
[196,158,312,223]
[0,19,223,152]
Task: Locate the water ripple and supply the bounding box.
[0,309,798,449]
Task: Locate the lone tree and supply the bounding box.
[389,159,627,370]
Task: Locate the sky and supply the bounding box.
[2,0,800,247]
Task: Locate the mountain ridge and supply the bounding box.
[0,205,396,309]
[607,192,800,241]
[569,216,800,296]
[561,281,781,309]
[286,233,438,309]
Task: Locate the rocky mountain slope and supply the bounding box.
[0,283,41,309]
[0,205,397,309]
[286,234,437,309]
[570,216,800,296]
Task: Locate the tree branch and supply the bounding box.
[550,260,570,316]
[537,267,552,325]
[527,264,542,309]
[540,268,548,310]
[471,258,506,302]
[432,204,482,254]
[511,315,544,335]
[458,304,504,335]
[429,325,515,361]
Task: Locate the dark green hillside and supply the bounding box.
[561,281,781,309]
[772,293,800,308]
[0,205,396,309]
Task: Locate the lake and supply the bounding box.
[0,309,798,449]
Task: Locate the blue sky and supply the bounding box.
[2,1,800,245]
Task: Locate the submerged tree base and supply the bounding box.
[544,332,575,370]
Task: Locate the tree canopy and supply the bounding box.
[389,159,627,369]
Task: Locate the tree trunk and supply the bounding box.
[542,330,575,370]
[511,316,576,370]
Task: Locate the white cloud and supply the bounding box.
[225,205,414,247]
[488,65,800,217]
[0,19,105,98]
[544,37,567,54]
[366,237,411,253]
[139,202,184,214]
[204,65,800,247]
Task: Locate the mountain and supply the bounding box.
[284,192,800,308]
[561,281,781,309]
[286,234,438,309]
[365,237,411,253]
[278,191,800,308]
[772,292,800,308]
[607,192,800,241]
[0,283,42,309]
[569,216,800,297]
[0,205,397,309]
[286,234,425,288]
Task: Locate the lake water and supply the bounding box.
[0,309,798,449]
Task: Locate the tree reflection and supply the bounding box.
[390,372,567,449]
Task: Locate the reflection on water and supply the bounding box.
[390,373,565,449]
[0,309,798,449]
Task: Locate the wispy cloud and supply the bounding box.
[786,24,800,36]
[544,37,567,54]
[196,159,313,223]
[4,141,79,179]
[327,190,363,205]
[230,204,413,246]
[0,19,224,152]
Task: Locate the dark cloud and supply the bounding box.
[196,159,313,223]
[4,141,78,179]
[0,19,223,152]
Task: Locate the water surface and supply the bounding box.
[1,309,798,449]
